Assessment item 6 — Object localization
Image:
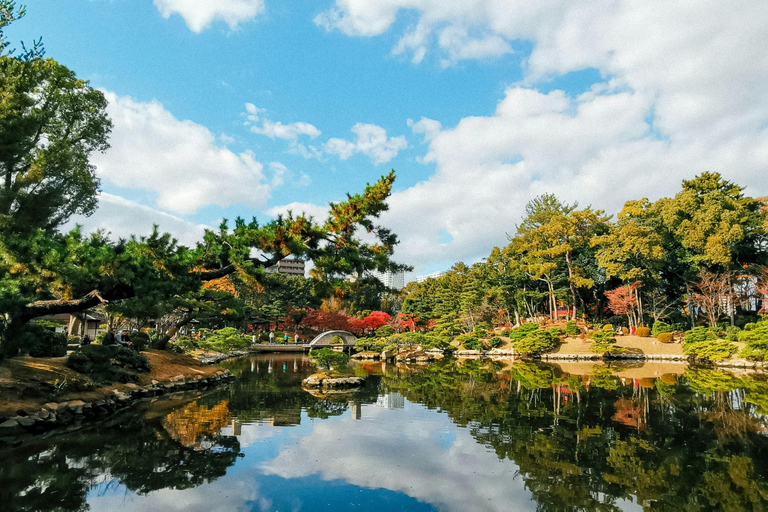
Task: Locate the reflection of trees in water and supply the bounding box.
[0,401,240,512]
[219,354,382,425]
[382,359,768,511]
[162,400,232,449]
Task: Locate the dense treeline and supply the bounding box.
[401,173,768,333]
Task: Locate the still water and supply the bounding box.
[3,354,768,511]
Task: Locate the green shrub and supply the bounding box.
[456,333,479,344]
[510,323,538,342]
[591,342,625,355]
[657,332,674,343]
[684,340,737,362]
[489,336,503,348]
[588,330,616,344]
[651,321,672,337]
[565,321,580,337]
[738,322,768,360]
[684,326,718,344]
[549,327,565,337]
[421,334,450,350]
[330,335,344,345]
[131,332,151,351]
[725,325,741,342]
[635,326,651,337]
[309,348,350,371]
[514,330,557,355]
[463,339,484,351]
[474,327,489,338]
[602,324,614,331]
[66,345,150,383]
[376,325,395,337]
[197,327,249,353]
[23,323,67,357]
[174,335,199,352]
[744,322,758,331]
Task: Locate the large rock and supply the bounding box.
[302,374,365,389]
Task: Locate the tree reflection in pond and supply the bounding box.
[0,397,240,512]
[381,359,768,511]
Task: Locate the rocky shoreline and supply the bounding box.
[0,370,235,444]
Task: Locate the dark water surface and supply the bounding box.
[4,354,768,511]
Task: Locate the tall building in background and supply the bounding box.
[416,271,446,283]
[369,269,405,290]
[266,258,306,277]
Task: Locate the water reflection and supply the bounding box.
[5,355,768,511]
[0,393,240,512]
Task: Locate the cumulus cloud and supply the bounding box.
[154,0,264,33]
[64,192,209,247]
[382,84,768,272]
[267,202,329,221]
[93,92,272,215]
[313,1,768,274]
[324,123,407,164]
[244,103,322,141]
[263,404,537,512]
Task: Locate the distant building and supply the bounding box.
[415,271,446,283]
[266,258,306,277]
[376,392,405,410]
[369,269,405,290]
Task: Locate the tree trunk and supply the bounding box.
[565,251,578,322]
[152,315,194,350]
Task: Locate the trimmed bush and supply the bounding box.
[23,323,67,358]
[510,323,539,342]
[515,330,557,355]
[565,321,580,336]
[725,326,741,342]
[651,321,672,337]
[309,348,350,371]
[330,335,344,345]
[376,325,395,337]
[589,330,616,344]
[684,340,737,362]
[635,326,651,337]
[66,345,150,383]
[602,324,614,331]
[744,322,758,331]
[489,336,503,348]
[738,322,768,360]
[463,339,484,351]
[657,332,674,343]
[684,326,718,344]
[132,332,151,351]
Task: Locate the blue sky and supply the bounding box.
[7,0,768,278]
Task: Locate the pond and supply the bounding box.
[3,354,768,511]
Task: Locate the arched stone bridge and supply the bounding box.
[308,330,357,347]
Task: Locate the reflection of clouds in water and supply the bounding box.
[86,471,261,512]
[262,402,537,512]
[221,420,279,448]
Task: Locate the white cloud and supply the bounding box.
[268,161,287,188]
[93,92,272,215]
[244,103,321,141]
[263,404,537,512]
[267,202,329,221]
[324,123,407,164]
[314,1,768,273]
[382,84,768,272]
[408,117,442,142]
[64,192,209,247]
[154,0,264,33]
